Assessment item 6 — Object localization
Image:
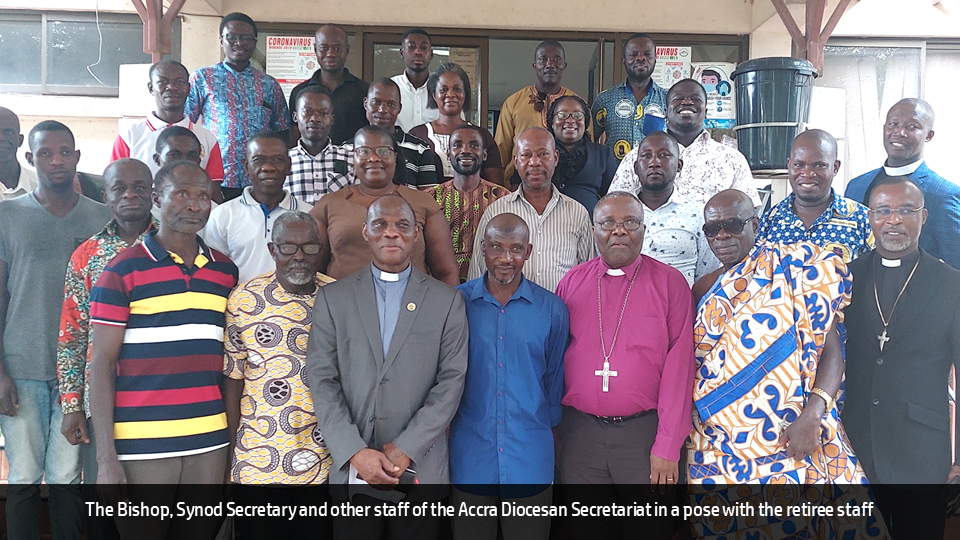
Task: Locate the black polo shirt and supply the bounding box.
[289,68,369,145]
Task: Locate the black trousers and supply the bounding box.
[558,406,677,540]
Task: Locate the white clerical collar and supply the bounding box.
[883,159,922,177]
[373,264,411,282]
[880,257,901,268]
[606,268,626,276]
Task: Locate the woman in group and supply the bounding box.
[410,63,504,187]
[546,95,619,218]
[310,124,460,287]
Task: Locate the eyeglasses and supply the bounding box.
[223,33,256,46]
[556,111,585,121]
[354,146,396,159]
[868,206,925,219]
[702,217,752,238]
[596,219,643,231]
[534,91,547,113]
[275,243,322,256]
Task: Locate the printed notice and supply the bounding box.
[265,36,318,100]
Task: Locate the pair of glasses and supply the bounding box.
[596,219,642,231]
[275,243,321,256]
[223,33,256,46]
[354,146,396,159]
[868,206,924,219]
[534,91,547,112]
[556,111,585,121]
[702,217,751,238]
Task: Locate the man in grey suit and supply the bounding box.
[306,193,468,540]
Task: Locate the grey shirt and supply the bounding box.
[0,193,111,380]
[372,264,412,357]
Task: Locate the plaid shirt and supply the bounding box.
[284,141,356,204]
[185,62,290,189]
[57,218,157,416]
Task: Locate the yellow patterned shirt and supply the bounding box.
[224,271,335,484]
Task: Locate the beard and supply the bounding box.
[452,156,483,176]
[280,263,315,286]
[879,236,912,253]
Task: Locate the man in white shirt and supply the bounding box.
[111,60,225,202]
[0,108,37,201]
[391,29,439,132]
[634,132,718,286]
[205,131,312,284]
[610,79,760,207]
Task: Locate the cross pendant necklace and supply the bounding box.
[872,255,921,352]
[596,262,642,392]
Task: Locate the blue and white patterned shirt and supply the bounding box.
[757,189,874,263]
[185,62,291,189]
[590,80,668,161]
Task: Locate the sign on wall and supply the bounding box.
[652,46,691,89]
[265,36,318,100]
[692,62,737,130]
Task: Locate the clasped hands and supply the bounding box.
[349,443,410,489]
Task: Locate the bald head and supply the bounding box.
[705,189,755,220]
[103,158,151,184]
[893,98,935,127]
[884,98,936,167]
[102,158,154,223]
[367,193,416,225]
[485,212,529,244]
[515,127,555,152]
[792,129,838,161]
[514,127,558,191]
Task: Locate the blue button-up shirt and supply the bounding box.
[591,80,668,160]
[757,189,874,263]
[451,275,569,486]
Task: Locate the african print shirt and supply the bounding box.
[185,62,290,189]
[590,80,667,160]
[429,179,510,282]
[758,189,874,263]
[57,218,157,417]
[224,271,335,484]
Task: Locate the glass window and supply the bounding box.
[0,18,42,85]
[46,20,152,87]
[922,47,960,181]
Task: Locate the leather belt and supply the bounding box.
[592,410,654,424]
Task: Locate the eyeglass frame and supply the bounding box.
[272,242,322,256]
[354,146,397,159]
[595,219,643,231]
[867,206,925,219]
[702,217,755,238]
[222,33,257,46]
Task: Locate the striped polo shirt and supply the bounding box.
[90,231,238,461]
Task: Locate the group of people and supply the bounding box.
[0,9,959,540]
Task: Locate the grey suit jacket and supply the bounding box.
[305,264,468,485]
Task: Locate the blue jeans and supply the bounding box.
[0,379,83,540]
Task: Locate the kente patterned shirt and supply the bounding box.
[57,218,157,417]
[757,189,874,263]
[428,179,510,282]
[610,129,761,206]
[590,80,667,160]
[688,242,886,540]
[185,62,290,189]
[224,271,335,484]
[90,232,238,460]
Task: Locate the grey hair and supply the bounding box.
[271,211,319,244]
[594,190,643,216]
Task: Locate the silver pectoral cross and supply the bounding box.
[877,329,890,351]
[595,360,618,392]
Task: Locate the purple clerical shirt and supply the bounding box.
[556,255,695,461]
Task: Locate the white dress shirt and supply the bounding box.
[392,73,440,132]
[0,165,37,202]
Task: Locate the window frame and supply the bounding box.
[0,10,180,97]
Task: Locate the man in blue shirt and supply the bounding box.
[451,212,568,540]
[845,98,960,269]
[591,33,668,161]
